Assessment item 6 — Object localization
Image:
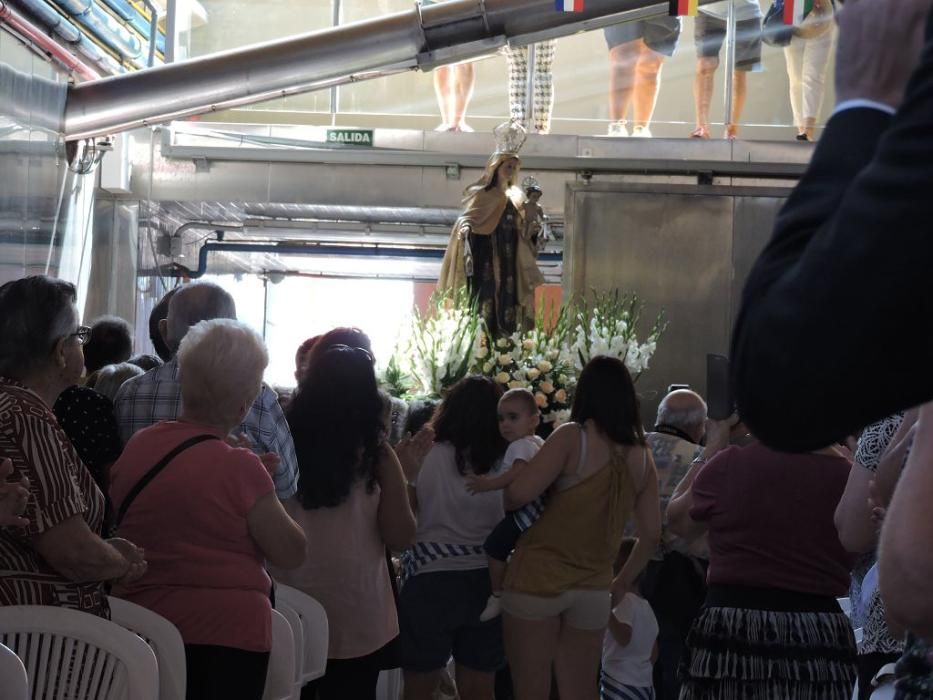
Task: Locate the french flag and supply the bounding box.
[556,0,584,11]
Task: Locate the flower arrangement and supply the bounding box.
[380,288,664,425]
[565,290,666,380]
[389,287,483,398]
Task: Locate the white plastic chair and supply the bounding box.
[376,667,402,700]
[0,641,28,700]
[0,605,159,700]
[263,608,297,700]
[108,597,186,700]
[274,600,305,697]
[274,583,329,683]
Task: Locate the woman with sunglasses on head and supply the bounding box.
[271,343,417,699]
[0,275,147,615]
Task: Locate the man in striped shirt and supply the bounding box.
[114,283,298,500]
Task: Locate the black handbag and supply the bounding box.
[762,0,793,47]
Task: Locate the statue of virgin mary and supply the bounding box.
[438,121,545,335]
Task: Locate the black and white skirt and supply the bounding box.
[679,585,858,700]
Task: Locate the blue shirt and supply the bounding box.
[113,358,298,499]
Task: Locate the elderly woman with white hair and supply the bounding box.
[110,318,307,700]
[0,275,147,616]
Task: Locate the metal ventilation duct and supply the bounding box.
[63,0,676,140]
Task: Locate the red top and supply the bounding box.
[110,420,274,651]
[690,443,853,597]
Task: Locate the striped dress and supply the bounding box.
[0,378,108,616]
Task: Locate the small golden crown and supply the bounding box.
[493,120,527,156]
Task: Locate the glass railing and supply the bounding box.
[171,0,837,141]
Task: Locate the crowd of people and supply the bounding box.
[425,0,836,141]
[3,1,933,699]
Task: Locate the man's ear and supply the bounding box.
[159,318,169,347]
[51,336,68,369]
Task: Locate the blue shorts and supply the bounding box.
[604,17,683,57]
[399,569,504,673]
[695,14,762,71]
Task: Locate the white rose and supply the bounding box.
[539,380,554,394]
[548,349,560,360]
[496,372,510,384]
[526,368,541,381]
[508,380,526,390]
[537,360,553,373]
[534,392,548,408]
[476,346,489,359]
[522,339,536,351]
[498,354,513,366]
[496,338,509,348]
[483,361,495,373]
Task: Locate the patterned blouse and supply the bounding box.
[853,414,906,656]
[0,378,108,616]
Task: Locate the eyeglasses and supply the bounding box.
[69,326,91,346]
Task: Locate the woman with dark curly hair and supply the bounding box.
[399,375,509,700]
[271,345,416,700]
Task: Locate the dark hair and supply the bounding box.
[571,356,645,447]
[294,335,321,381]
[287,345,384,509]
[305,327,373,371]
[149,287,178,362]
[405,398,439,436]
[432,376,507,476]
[613,537,638,577]
[0,275,77,379]
[127,353,163,372]
[83,316,133,374]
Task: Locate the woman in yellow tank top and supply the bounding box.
[501,356,662,700]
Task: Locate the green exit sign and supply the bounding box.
[326,129,374,147]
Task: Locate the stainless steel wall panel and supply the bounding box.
[563,181,789,422]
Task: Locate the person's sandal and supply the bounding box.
[689,126,710,139]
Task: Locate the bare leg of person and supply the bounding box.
[553,624,604,700]
[404,669,442,700]
[692,56,718,138]
[434,66,453,130]
[632,42,665,134]
[455,665,496,700]
[503,613,560,700]
[727,69,748,139]
[608,40,641,132]
[452,63,476,132]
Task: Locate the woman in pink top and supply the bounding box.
[110,319,306,700]
[272,343,416,700]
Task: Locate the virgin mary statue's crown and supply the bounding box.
[493,120,527,155]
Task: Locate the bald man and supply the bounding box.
[642,389,708,700]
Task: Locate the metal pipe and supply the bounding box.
[64,0,677,140]
[170,240,563,279]
[0,1,101,80]
[243,203,464,226]
[139,0,158,67]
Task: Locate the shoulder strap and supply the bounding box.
[115,434,219,527]
[576,423,588,474]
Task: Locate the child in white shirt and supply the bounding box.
[466,388,544,621]
[602,538,659,700]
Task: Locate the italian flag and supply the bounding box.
[784,0,814,24]
[669,0,698,16]
[556,0,584,11]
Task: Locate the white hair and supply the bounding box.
[166,282,237,352]
[177,319,268,429]
[656,392,708,436]
[93,362,145,402]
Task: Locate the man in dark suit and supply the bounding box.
[731,0,933,452]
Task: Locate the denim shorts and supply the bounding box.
[399,569,504,673]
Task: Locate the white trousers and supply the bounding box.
[783,27,835,128]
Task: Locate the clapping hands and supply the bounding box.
[395,426,434,483]
[0,458,29,528]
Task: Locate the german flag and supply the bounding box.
[669,0,698,16]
